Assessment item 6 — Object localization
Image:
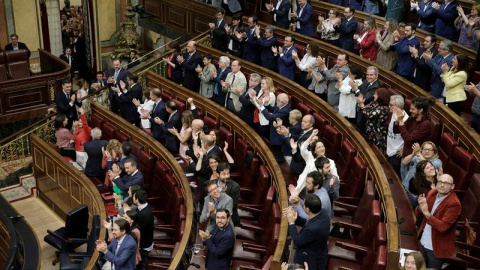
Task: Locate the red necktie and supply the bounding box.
[253,93,266,123]
[168,54,173,77]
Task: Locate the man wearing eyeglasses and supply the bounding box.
[200,180,234,232]
[416,174,461,270]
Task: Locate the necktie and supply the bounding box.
[66,93,70,100]
[187,53,192,62]
[214,69,223,95]
[114,70,119,81]
[231,74,236,85]
[68,55,71,65]
[152,102,157,113]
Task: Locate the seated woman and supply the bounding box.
[402,141,442,188]
[252,77,276,138]
[169,110,194,159]
[406,160,438,208]
[337,65,363,123]
[293,129,339,191]
[356,88,390,152]
[55,114,76,161]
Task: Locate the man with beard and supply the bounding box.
[217,163,240,226]
[391,23,420,82]
[289,170,332,219]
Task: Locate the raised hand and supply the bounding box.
[292,50,298,59]
[223,142,229,152]
[119,80,126,90]
[290,138,297,151]
[441,63,449,73]
[78,107,85,114]
[271,46,278,54]
[132,98,140,106]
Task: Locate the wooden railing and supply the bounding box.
[90,102,194,270]
[31,134,106,270]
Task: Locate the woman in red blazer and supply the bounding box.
[355,17,378,61]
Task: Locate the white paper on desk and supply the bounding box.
[398,248,418,267]
[185,173,194,177]
[177,159,185,164]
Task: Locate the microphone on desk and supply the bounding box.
[8,215,24,220]
[189,263,200,268]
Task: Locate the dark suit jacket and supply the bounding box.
[413,47,436,91]
[204,224,235,270]
[261,104,291,146]
[335,17,358,52]
[84,140,108,177]
[228,24,244,57]
[150,100,168,141]
[104,234,137,270]
[415,1,436,32]
[426,53,454,98]
[289,128,313,176]
[137,204,154,249]
[116,83,143,124]
[392,36,420,77]
[416,189,461,258]
[238,84,261,126]
[166,52,183,83]
[127,58,140,69]
[180,51,203,92]
[225,179,241,226]
[106,67,130,99]
[259,36,277,70]
[435,1,458,40]
[212,19,228,52]
[356,80,381,132]
[288,212,330,270]
[295,3,314,37]
[160,111,182,152]
[59,54,77,73]
[281,122,302,157]
[243,28,261,65]
[114,170,144,194]
[270,0,291,29]
[5,42,30,57]
[278,45,297,80]
[213,67,231,106]
[54,91,82,129]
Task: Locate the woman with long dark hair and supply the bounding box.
[441,53,468,116]
[55,114,76,160]
[163,41,182,84]
[407,160,437,208]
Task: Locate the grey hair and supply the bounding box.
[265,25,276,33]
[91,127,102,140]
[367,66,378,75]
[305,114,315,124]
[250,73,261,83]
[219,56,230,67]
[390,95,405,109]
[440,39,453,52]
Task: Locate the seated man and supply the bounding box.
[5,33,30,57]
[200,180,234,232]
[96,219,136,270]
[108,159,144,195]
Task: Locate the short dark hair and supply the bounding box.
[232,14,242,21]
[115,218,131,234]
[287,35,295,43]
[304,193,322,214]
[62,79,71,85]
[340,53,349,62]
[124,158,137,168]
[204,53,213,62]
[125,209,139,227]
[307,171,323,188]
[129,184,142,196]
[205,179,218,193]
[96,71,103,75]
[348,6,356,14]
[130,50,137,55]
[216,208,230,218]
[349,65,363,79]
[425,34,437,45]
[314,156,330,171]
[406,23,417,31]
[134,189,148,204]
[129,73,139,83]
[10,34,18,39]
[166,100,178,111]
[455,53,469,73]
[217,163,231,173]
[54,114,67,130]
[121,141,132,156]
[152,88,162,98]
[250,15,259,24]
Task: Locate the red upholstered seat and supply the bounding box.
[340,156,367,199]
[334,180,374,221]
[160,91,173,102]
[172,99,185,113]
[129,140,144,157]
[328,245,387,270]
[336,140,357,181]
[0,51,8,81]
[5,49,30,79]
[90,114,103,129]
[154,160,170,179]
[153,203,186,243]
[150,174,177,215]
[236,187,276,240]
[230,255,273,270]
[443,146,475,192]
[154,186,185,228]
[321,125,342,160]
[459,173,480,223]
[239,165,270,206]
[313,112,330,134]
[297,102,314,116]
[114,130,131,142]
[203,115,219,131]
[437,132,457,170]
[101,122,117,140]
[430,116,441,144]
[219,127,234,155]
[137,150,155,190]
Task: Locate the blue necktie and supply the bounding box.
[214,69,223,95]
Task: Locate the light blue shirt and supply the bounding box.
[293,187,332,219]
[420,193,449,250]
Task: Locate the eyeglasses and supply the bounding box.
[437,181,453,186]
[422,148,434,152]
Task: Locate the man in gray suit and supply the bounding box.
[200,180,234,232]
[318,53,350,111]
[222,60,247,116]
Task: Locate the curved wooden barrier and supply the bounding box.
[90,102,193,270]
[31,134,106,270]
[141,69,289,268]
[192,40,400,268]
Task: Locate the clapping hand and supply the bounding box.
[393,30,401,41]
[195,64,202,74]
[119,80,126,90]
[265,3,273,10]
[465,82,478,94]
[208,22,215,30]
[278,46,284,54]
[441,63,449,73]
[277,125,289,137]
[423,49,433,60]
[256,97,264,107]
[168,127,178,135]
[292,50,298,60]
[290,138,297,151]
[223,142,229,152]
[274,117,283,127]
[409,46,419,57]
[318,15,324,23]
[412,142,421,155]
[272,46,278,54]
[132,98,140,106]
[290,11,298,18]
[334,71,343,81]
[199,229,211,241]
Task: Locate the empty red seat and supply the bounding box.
[129,140,144,157]
[313,112,330,134]
[340,156,367,199]
[321,125,342,160]
[443,146,475,192]
[5,49,30,79]
[114,130,131,142]
[203,115,219,131]
[137,150,155,190]
[437,132,457,170]
[459,174,480,224]
[334,180,374,220]
[160,91,173,102]
[297,102,314,116]
[336,140,356,181]
[101,122,117,140]
[219,127,233,155]
[172,99,185,113]
[236,187,276,239]
[239,165,269,205]
[430,116,441,144]
[90,114,103,129]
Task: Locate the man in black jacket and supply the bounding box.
[178,41,202,92]
[5,34,30,57]
[156,101,182,153]
[210,9,228,52]
[217,163,240,226]
[54,79,82,130]
[84,128,108,180]
[112,73,143,126]
[352,66,381,133]
[133,189,154,270]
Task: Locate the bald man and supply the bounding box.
[178,41,203,92]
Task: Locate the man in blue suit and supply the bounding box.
[112,73,143,126]
[84,128,108,179]
[276,35,297,80]
[148,89,168,142]
[242,16,261,65]
[238,73,262,127]
[391,23,420,82]
[157,101,182,153]
[286,193,330,270]
[424,39,454,99]
[433,0,458,40]
[411,0,436,33]
[199,208,235,270]
[97,219,137,270]
[292,0,314,37]
[212,56,231,107]
[107,59,130,114]
[257,25,278,70]
[266,0,291,29]
[334,6,358,52]
[109,159,144,195]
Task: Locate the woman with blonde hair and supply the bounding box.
[355,17,378,61]
[252,77,276,137]
[375,18,399,70]
[403,251,426,270]
[169,110,194,159]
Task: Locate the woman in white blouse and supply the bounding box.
[292,41,320,88]
[317,10,340,47]
[307,54,328,101]
[337,65,363,122]
[133,87,155,133]
[252,77,276,137]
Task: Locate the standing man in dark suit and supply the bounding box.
[178,41,203,92]
[108,159,144,195]
[266,0,291,29]
[334,6,358,53]
[351,66,381,132]
[91,71,107,89]
[221,0,242,16]
[285,194,330,270]
[4,33,30,57]
[432,0,458,40]
[391,23,420,82]
[70,29,89,80]
[106,58,130,114]
[277,109,303,164]
[59,47,78,77]
[157,101,182,153]
[199,208,235,270]
[275,35,297,80]
[281,114,314,176]
[241,15,262,65]
[84,128,108,179]
[127,50,140,69]
[257,25,278,71]
[210,9,229,52]
[410,34,437,91]
[133,189,154,270]
[238,73,261,127]
[55,79,82,130]
[148,88,168,142]
[424,39,454,100]
[212,56,231,107]
[112,73,143,126]
[291,0,314,37]
[96,219,137,270]
[410,0,436,33]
